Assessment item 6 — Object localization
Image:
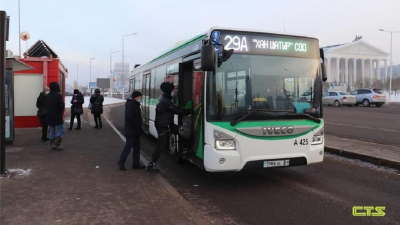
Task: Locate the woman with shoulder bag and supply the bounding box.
[36,87,50,141]
[69,89,84,130]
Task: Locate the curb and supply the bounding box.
[325,146,400,170]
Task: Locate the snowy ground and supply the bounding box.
[383,91,400,102]
[65,96,125,108]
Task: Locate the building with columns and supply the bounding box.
[322,38,389,90]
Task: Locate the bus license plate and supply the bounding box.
[264,160,290,168]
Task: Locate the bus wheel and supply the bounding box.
[169,133,177,155]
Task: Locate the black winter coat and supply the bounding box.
[71,93,84,114]
[45,83,65,126]
[36,92,47,125]
[155,93,186,132]
[123,98,142,137]
[90,94,104,114]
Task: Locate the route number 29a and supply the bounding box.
[294,139,308,146]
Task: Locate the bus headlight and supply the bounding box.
[214,130,236,150]
[312,129,324,145]
[215,140,236,150]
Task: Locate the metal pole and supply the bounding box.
[122,36,125,99]
[389,32,393,101]
[77,64,78,87]
[18,0,21,57]
[110,52,112,97]
[1,11,8,174]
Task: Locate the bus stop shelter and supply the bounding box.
[14,40,68,128]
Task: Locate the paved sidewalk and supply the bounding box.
[325,135,400,170]
[1,110,210,225]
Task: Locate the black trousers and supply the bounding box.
[118,135,141,167]
[151,125,179,163]
[41,124,48,140]
[93,113,102,126]
[70,112,81,128]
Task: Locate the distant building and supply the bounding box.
[380,64,400,79]
[6,49,13,57]
[322,36,389,90]
[112,62,129,92]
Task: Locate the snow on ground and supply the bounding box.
[0,169,32,179]
[383,91,400,102]
[65,96,125,108]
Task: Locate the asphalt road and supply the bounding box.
[107,105,400,225]
[324,103,400,146]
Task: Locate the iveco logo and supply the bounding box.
[262,127,294,135]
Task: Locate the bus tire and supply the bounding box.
[169,133,184,164]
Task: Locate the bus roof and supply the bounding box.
[207,26,317,40]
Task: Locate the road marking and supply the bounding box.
[102,113,212,225]
[325,122,399,133]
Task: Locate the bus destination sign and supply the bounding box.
[212,30,319,58]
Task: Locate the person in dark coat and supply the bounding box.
[146,82,189,172]
[117,91,145,171]
[69,89,84,130]
[90,89,104,129]
[45,82,65,150]
[36,86,50,142]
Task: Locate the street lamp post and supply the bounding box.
[18,0,21,56]
[379,29,399,102]
[122,33,137,100]
[90,57,95,94]
[110,50,120,98]
[76,64,78,87]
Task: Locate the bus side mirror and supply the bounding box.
[319,48,327,82]
[201,43,215,71]
[321,63,327,82]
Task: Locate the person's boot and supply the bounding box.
[99,122,102,129]
[50,139,56,150]
[117,162,127,171]
[74,126,81,130]
[95,123,99,129]
[68,127,72,131]
[146,162,160,173]
[55,137,63,151]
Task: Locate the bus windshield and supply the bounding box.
[206,54,321,121]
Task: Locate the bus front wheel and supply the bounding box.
[169,133,183,164]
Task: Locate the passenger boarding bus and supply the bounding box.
[129,27,328,172]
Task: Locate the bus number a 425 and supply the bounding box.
[294,139,308,146]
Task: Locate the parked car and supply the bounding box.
[65,91,73,96]
[323,91,356,107]
[350,88,386,107]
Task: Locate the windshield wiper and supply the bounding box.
[285,112,321,123]
[230,109,290,126]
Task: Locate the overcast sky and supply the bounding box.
[1,0,399,86]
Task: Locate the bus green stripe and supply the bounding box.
[209,119,323,140]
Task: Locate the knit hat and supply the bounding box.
[95,89,101,94]
[74,89,79,94]
[160,82,174,94]
[131,91,142,99]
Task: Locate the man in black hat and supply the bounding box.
[118,91,145,171]
[146,82,189,172]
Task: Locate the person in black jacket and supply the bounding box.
[45,82,65,150]
[117,91,145,171]
[90,89,104,129]
[146,82,189,172]
[36,86,50,142]
[69,89,84,130]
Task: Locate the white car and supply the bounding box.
[323,91,356,107]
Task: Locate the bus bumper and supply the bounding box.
[204,141,324,172]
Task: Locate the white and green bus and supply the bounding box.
[129,27,327,172]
